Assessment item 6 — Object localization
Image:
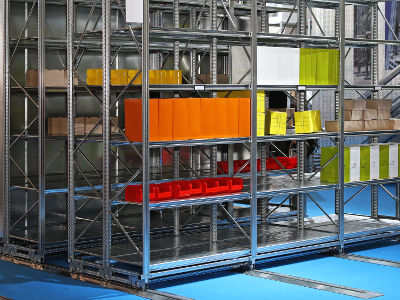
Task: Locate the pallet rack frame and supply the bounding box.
[1,0,400,289]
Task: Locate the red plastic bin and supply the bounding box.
[201,179,221,195]
[228,177,244,193]
[190,180,204,196]
[284,157,298,169]
[125,184,157,203]
[156,182,173,201]
[172,181,192,199]
[213,178,230,193]
[217,161,229,175]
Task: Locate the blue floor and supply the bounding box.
[1,186,400,299]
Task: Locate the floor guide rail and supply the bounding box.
[335,253,400,268]
[244,270,383,299]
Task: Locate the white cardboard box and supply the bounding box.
[389,143,398,178]
[349,146,361,182]
[126,0,143,23]
[370,144,380,180]
[257,46,300,85]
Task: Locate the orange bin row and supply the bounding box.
[125,98,251,142]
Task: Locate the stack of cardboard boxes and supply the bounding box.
[325,99,400,132]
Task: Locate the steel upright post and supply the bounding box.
[297,0,306,230]
[102,0,111,278]
[173,0,179,71]
[0,0,10,243]
[334,7,340,216]
[338,0,346,253]
[67,0,75,263]
[370,3,379,220]
[142,0,151,286]
[38,0,46,259]
[250,0,258,267]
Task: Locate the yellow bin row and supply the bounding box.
[87,69,182,85]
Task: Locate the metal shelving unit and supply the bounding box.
[1,0,400,289]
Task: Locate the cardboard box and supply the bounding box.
[201,98,216,139]
[257,91,265,113]
[125,98,159,142]
[366,99,392,110]
[173,98,189,140]
[294,110,321,133]
[363,109,377,121]
[257,113,265,136]
[128,70,142,84]
[359,145,371,181]
[345,110,364,121]
[111,69,128,85]
[390,119,400,130]
[269,108,295,127]
[379,144,398,179]
[365,120,391,131]
[377,109,391,120]
[197,74,229,84]
[370,144,380,180]
[325,120,365,132]
[320,146,350,183]
[87,69,102,85]
[48,117,85,135]
[158,98,173,141]
[226,98,239,138]
[85,117,118,135]
[27,69,78,87]
[238,98,251,137]
[187,98,202,139]
[344,99,366,110]
[265,111,287,135]
[215,98,228,138]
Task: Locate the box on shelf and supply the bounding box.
[128,70,142,84]
[173,98,189,140]
[344,110,363,121]
[379,143,398,179]
[158,98,173,141]
[226,98,240,138]
[215,98,228,138]
[257,113,266,136]
[364,120,391,131]
[238,98,251,137]
[320,146,350,183]
[348,145,371,182]
[370,144,379,180]
[366,99,392,110]
[294,110,321,134]
[390,119,400,130]
[325,120,365,132]
[257,91,265,113]
[85,116,119,135]
[27,69,78,87]
[196,74,229,84]
[268,108,295,127]
[187,98,202,139]
[359,145,371,181]
[86,69,103,85]
[265,111,287,135]
[364,109,378,121]
[377,109,391,120]
[344,99,366,110]
[111,69,128,85]
[125,98,159,142]
[48,117,94,135]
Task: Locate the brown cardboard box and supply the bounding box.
[26,69,78,87]
[48,118,67,135]
[377,109,391,120]
[344,99,366,110]
[344,110,363,121]
[389,119,400,130]
[196,74,229,84]
[84,117,119,135]
[48,117,85,135]
[268,108,295,127]
[366,99,392,110]
[364,120,392,131]
[325,120,365,132]
[363,109,377,120]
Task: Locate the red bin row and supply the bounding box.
[125,177,244,203]
[217,157,297,174]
